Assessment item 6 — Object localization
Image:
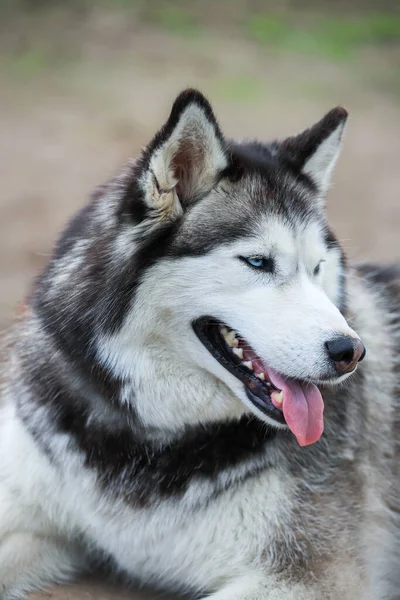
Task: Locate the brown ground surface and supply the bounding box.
[0,5,399,599]
[28,580,174,600]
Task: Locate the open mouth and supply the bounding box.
[193,317,325,447]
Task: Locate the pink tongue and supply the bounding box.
[267,368,324,447]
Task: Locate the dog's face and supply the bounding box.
[40,90,365,446]
[98,90,365,446]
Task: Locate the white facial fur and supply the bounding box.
[97,214,359,433]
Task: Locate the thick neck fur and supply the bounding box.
[12,309,277,508]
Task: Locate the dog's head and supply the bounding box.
[37,90,365,446]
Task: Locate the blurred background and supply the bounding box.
[0,0,399,330]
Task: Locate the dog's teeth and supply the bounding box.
[271,390,284,405]
[255,372,265,381]
[226,330,239,347]
[243,361,253,371]
[233,347,244,359]
[220,326,239,348]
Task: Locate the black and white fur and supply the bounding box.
[0,90,398,599]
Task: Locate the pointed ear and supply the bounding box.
[138,89,228,221]
[280,107,348,196]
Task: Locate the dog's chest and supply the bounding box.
[79,468,289,590]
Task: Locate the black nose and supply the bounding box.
[325,336,366,374]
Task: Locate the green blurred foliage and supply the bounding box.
[0,0,399,95]
[8,48,50,75]
[217,75,262,102]
[245,13,400,59]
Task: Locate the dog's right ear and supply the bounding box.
[137,89,228,222]
[280,107,348,197]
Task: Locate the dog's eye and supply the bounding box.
[240,256,274,273]
[247,257,263,268]
[313,261,325,276]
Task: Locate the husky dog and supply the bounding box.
[0,89,398,600]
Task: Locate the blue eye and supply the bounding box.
[239,256,274,273]
[247,257,263,268]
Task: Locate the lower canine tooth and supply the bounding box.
[256,372,265,381]
[243,361,253,371]
[272,390,284,405]
[233,347,244,359]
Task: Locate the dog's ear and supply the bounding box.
[281,107,348,196]
[138,89,228,221]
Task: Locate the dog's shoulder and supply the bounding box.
[356,263,400,305]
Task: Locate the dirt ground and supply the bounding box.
[28,580,173,600]
[0,5,399,599]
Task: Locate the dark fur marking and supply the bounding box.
[280,107,347,174]
[20,357,276,505]
[357,263,400,305]
[225,140,317,195]
[72,414,275,504]
[55,204,93,259]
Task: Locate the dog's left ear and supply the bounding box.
[138,89,228,222]
[281,107,348,196]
